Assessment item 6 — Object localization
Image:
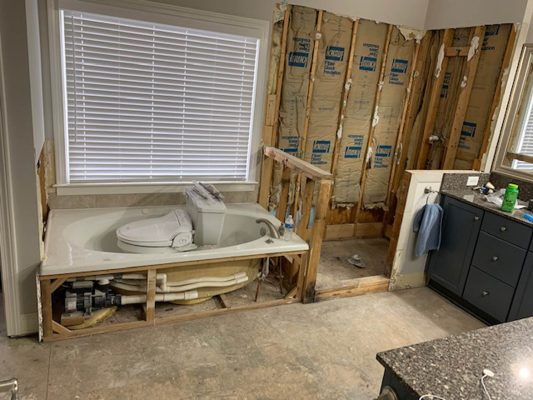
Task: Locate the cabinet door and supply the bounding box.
[427,196,483,296]
[509,252,533,321]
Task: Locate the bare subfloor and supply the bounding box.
[317,238,389,290]
[0,288,484,400]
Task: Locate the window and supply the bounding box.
[496,45,533,177]
[49,1,268,191]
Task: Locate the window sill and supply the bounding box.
[54,181,258,196]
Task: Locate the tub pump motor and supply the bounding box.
[64,280,121,315]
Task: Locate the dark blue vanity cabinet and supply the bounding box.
[427,195,533,324]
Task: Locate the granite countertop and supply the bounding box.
[441,189,533,227]
[377,318,533,399]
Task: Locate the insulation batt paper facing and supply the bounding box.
[278,6,317,156]
[454,24,511,169]
[332,20,388,204]
[362,27,415,206]
[303,12,352,170]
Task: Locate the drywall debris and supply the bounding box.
[398,26,426,43]
[272,2,287,23]
[460,75,468,88]
[435,43,445,78]
[467,35,480,61]
[372,106,380,127]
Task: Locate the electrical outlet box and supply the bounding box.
[466,176,479,186]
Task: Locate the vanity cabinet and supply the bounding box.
[427,197,483,296]
[427,194,533,324]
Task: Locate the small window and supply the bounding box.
[57,7,262,184]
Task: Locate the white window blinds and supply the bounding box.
[514,83,533,170]
[61,9,258,183]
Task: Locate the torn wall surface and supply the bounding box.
[333,20,388,204]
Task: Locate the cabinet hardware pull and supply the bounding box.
[492,256,499,262]
[474,216,480,221]
[482,290,489,297]
[500,226,507,232]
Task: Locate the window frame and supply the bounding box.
[47,0,269,195]
[494,44,533,181]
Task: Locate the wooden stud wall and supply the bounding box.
[259,5,517,249]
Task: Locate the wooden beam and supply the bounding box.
[264,146,332,180]
[473,27,518,170]
[52,321,72,336]
[385,38,422,207]
[303,179,332,303]
[299,10,324,160]
[444,46,469,57]
[352,25,393,231]
[315,275,390,301]
[506,151,533,164]
[276,166,291,221]
[145,269,156,323]
[50,277,67,294]
[441,26,486,169]
[40,279,53,339]
[259,6,291,208]
[331,19,360,177]
[416,29,455,169]
[388,32,433,212]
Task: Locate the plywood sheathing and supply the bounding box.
[456,24,513,169]
[360,27,416,207]
[332,20,389,204]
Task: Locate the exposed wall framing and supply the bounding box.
[259,4,516,248]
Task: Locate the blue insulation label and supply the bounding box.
[280,135,299,154]
[344,146,362,159]
[459,121,477,149]
[343,134,364,159]
[441,72,451,98]
[311,140,331,166]
[288,51,309,68]
[482,25,500,51]
[389,59,408,85]
[374,145,392,168]
[288,37,311,68]
[324,46,345,76]
[359,43,380,72]
[325,46,345,61]
[312,140,331,154]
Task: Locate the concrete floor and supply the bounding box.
[317,238,389,290]
[0,287,484,400]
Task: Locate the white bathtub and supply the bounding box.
[41,203,309,276]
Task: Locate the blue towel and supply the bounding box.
[413,204,443,257]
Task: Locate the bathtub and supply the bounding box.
[41,203,309,276]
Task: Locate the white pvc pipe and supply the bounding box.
[120,290,199,305]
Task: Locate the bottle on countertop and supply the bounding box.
[284,215,294,241]
[501,183,519,213]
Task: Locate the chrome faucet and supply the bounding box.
[256,218,285,239]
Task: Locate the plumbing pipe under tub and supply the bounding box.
[120,290,199,305]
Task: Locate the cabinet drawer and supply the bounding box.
[471,232,526,287]
[481,212,532,249]
[463,266,514,322]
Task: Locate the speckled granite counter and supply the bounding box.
[377,318,533,399]
[441,189,533,227]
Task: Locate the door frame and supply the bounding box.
[0,30,21,336]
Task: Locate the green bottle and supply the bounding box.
[501,183,519,212]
